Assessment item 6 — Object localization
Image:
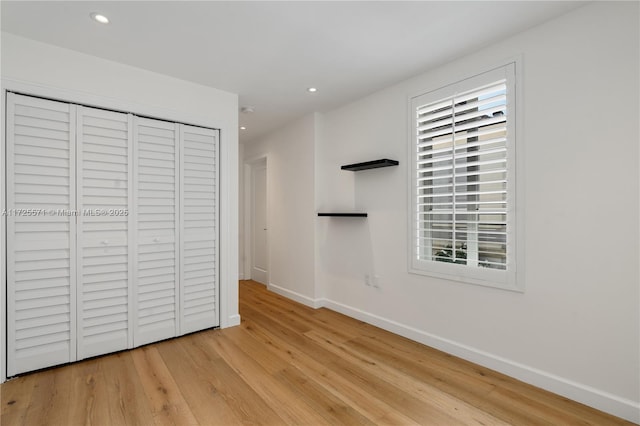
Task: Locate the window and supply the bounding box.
[409,64,518,289]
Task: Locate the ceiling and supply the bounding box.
[1,1,584,144]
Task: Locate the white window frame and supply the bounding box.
[408,62,523,291]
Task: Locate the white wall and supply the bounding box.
[316,2,639,421]
[1,33,241,382]
[243,114,317,305]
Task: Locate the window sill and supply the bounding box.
[409,263,522,292]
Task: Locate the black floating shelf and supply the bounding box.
[341,158,399,171]
[317,213,368,217]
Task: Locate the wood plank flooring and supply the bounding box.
[1,280,634,425]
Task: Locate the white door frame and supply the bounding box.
[243,156,268,284]
[1,78,237,382]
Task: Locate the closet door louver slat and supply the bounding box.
[6,93,77,375]
[134,117,180,346]
[77,106,133,359]
[180,125,220,334]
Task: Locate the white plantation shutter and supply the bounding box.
[6,93,77,375]
[134,117,180,345]
[411,64,516,288]
[180,125,220,333]
[77,106,133,359]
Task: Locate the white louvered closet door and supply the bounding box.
[134,117,180,346]
[6,93,77,375]
[77,106,133,359]
[180,125,220,334]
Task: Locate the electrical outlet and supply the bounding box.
[364,274,370,286]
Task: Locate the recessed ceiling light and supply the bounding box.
[307,87,318,93]
[240,126,247,130]
[90,12,110,24]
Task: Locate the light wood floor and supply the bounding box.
[1,280,634,425]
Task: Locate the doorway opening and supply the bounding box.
[244,157,268,285]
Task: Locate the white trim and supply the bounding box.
[268,282,324,309]
[2,78,238,344]
[512,56,527,293]
[407,59,524,292]
[2,78,222,131]
[226,314,241,327]
[218,123,240,329]
[5,93,16,375]
[214,129,222,328]
[0,87,6,384]
[319,297,639,424]
[127,113,135,349]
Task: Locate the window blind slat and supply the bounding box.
[452,116,506,134]
[454,104,506,125]
[416,98,453,115]
[455,81,507,104]
[454,93,506,115]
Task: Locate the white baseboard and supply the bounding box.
[257,285,639,422]
[223,314,242,328]
[239,273,245,280]
[320,298,640,424]
[268,282,324,309]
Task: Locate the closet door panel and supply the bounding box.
[77,106,133,359]
[180,125,219,334]
[134,117,179,346]
[6,93,76,376]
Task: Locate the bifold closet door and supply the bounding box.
[6,94,220,375]
[180,125,220,333]
[76,106,133,359]
[6,93,77,375]
[134,117,180,346]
